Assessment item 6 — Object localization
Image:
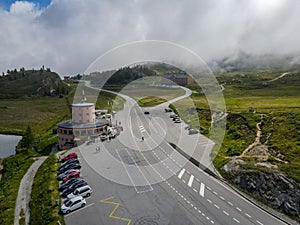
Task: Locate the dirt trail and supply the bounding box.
[239,115,264,158]
[14,156,47,225]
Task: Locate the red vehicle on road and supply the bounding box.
[61,153,78,162]
[63,171,80,182]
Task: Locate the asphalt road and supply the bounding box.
[64,85,291,225]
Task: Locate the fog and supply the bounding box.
[0,0,299,75]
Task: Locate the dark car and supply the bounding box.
[165,108,172,112]
[59,178,83,192]
[144,111,150,115]
[60,179,87,195]
[59,158,80,170]
[59,163,81,174]
[69,179,88,191]
[61,152,78,162]
[61,187,75,198]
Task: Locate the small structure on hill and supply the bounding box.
[162,72,193,86]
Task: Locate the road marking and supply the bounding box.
[188,175,194,187]
[100,196,131,225]
[213,191,218,195]
[116,149,153,193]
[207,199,212,204]
[256,220,264,225]
[236,207,242,212]
[178,168,185,179]
[214,204,220,209]
[223,210,229,216]
[200,183,205,197]
[206,186,211,191]
[220,196,225,200]
[227,201,233,206]
[245,213,252,218]
[64,203,95,217]
[233,218,240,223]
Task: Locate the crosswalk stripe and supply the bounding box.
[200,183,205,197]
[188,175,194,187]
[178,168,185,179]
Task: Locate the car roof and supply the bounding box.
[76,185,91,191]
[70,195,83,202]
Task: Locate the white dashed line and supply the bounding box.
[207,199,212,204]
[223,210,229,216]
[256,220,264,225]
[236,207,242,212]
[245,213,252,218]
[227,201,233,206]
[214,204,220,209]
[233,218,240,223]
[213,191,218,195]
[220,196,225,200]
[206,186,211,191]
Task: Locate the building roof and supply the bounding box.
[57,119,109,129]
[72,103,94,107]
[163,72,189,79]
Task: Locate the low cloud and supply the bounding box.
[0,0,299,75]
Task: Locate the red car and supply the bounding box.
[63,171,80,182]
[61,153,78,162]
[172,116,180,121]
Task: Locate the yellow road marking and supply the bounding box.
[100,196,131,225]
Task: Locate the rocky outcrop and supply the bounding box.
[223,160,300,220]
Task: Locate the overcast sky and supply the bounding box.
[0,0,299,75]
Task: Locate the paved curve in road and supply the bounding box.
[64,83,292,225]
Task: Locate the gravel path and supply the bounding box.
[14,156,48,225]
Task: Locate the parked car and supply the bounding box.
[144,111,150,115]
[58,158,79,170]
[69,179,88,191]
[172,116,180,121]
[57,169,80,180]
[61,179,88,198]
[100,135,107,142]
[174,119,182,123]
[165,108,172,112]
[63,172,80,182]
[60,163,81,174]
[169,114,176,118]
[61,196,86,214]
[59,178,83,192]
[67,185,92,199]
[188,129,198,135]
[61,152,78,162]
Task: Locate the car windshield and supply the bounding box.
[74,190,78,195]
[64,199,72,207]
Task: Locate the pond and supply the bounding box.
[0,134,22,158]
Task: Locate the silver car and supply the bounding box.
[61,196,86,214]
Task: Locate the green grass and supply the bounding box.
[0,151,36,225]
[137,96,167,107]
[29,155,65,225]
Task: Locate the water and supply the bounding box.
[0,134,22,158]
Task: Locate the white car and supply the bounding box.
[67,185,92,199]
[61,196,86,214]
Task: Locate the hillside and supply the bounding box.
[0,68,69,99]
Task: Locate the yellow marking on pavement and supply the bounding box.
[100,196,131,225]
